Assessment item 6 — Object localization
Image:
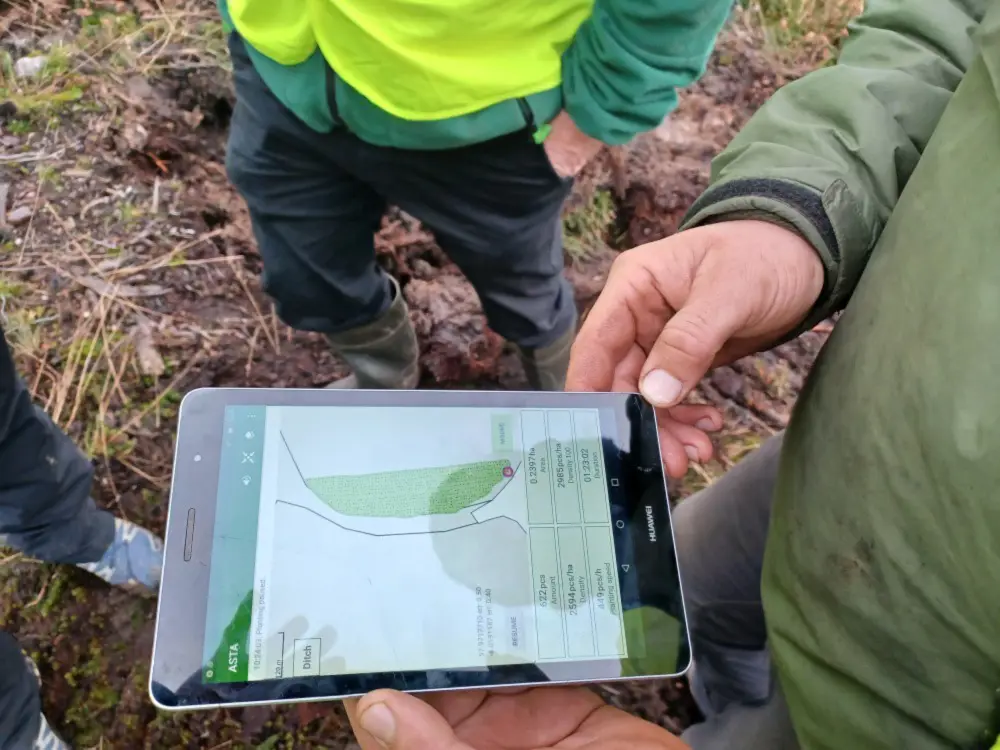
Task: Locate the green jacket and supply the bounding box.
[218,0,732,149]
[683,0,1000,747]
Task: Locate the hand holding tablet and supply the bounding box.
[150,388,690,710]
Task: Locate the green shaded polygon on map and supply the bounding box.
[305,459,513,518]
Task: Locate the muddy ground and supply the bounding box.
[0,4,832,747]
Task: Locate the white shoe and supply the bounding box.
[77,517,163,595]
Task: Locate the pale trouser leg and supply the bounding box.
[674,435,800,750]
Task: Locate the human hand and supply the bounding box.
[567,220,824,476]
[345,686,691,750]
[543,111,604,178]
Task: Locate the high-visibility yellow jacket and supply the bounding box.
[220,0,732,149]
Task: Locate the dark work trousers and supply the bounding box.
[675,434,800,750]
[0,632,40,750]
[224,34,577,350]
[0,324,115,749]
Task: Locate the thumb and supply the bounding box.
[352,690,471,750]
[639,293,743,408]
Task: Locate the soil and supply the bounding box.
[0,6,829,748]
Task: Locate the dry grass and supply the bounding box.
[0,7,281,745]
[741,0,864,60]
[562,187,618,264]
[0,0,228,95]
[680,426,766,497]
[0,2,243,487]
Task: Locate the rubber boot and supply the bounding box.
[517,326,576,391]
[326,276,420,389]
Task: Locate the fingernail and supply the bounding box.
[695,418,717,431]
[685,445,701,463]
[641,370,683,406]
[360,703,396,747]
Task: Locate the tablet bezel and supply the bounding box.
[150,387,691,710]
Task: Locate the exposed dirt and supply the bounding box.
[0,6,827,748]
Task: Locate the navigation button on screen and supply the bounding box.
[294,638,321,677]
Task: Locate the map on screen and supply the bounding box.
[207,405,627,683]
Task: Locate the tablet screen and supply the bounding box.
[202,405,634,684]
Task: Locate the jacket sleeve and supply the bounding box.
[681,0,991,327]
[561,0,732,146]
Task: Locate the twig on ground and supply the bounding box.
[244,325,259,379]
[108,227,225,277]
[138,0,177,75]
[68,23,148,79]
[27,352,53,401]
[80,195,113,220]
[99,457,128,521]
[42,260,165,320]
[115,456,168,490]
[688,461,715,487]
[0,183,9,226]
[0,149,66,164]
[151,176,161,214]
[105,351,202,446]
[87,307,133,459]
[17,121,58,264]
[234,266,279,352]
[47,308,98,420]
[26,575,50,609]
[64,299,111,431]
[271,306,281,354]
[43,203,106,278]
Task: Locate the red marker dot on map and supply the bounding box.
[502,466,514,478]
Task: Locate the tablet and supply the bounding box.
[150,388,690,710]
